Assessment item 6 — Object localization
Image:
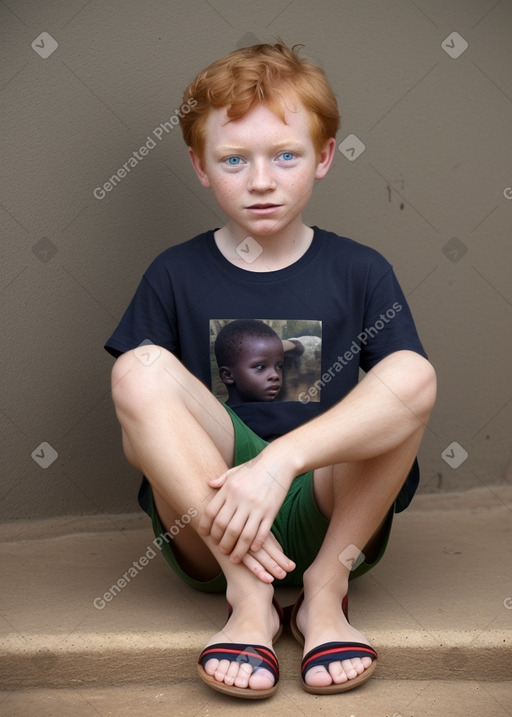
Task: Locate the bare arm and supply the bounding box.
[266,349,436,475]
[200,350,437,559]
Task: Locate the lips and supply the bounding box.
[245,203,282,216]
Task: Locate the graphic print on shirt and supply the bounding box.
[210,319,322,405]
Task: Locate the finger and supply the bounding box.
[217,511,251,555]
[248,548,287,580]
[241,553,274,583]
[249,517,274,554]
[199,496,232,542]
[207,470,229,488]
[228,514,263,563]
[259,537,295,573]
[197,491,225,536]
[260,531,285,556]
[209,504,241,547]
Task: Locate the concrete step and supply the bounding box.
[1,487,511,699]
[2,680,511,717]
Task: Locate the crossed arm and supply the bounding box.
[199,350,436,568]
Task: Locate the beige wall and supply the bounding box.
[1,0,511,520]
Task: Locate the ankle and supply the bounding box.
[302,568,349,600]
[225,582,274,611]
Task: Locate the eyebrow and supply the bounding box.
[215,141,306,155]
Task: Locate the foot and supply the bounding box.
[295,588,374,689]
[201,596,281,692]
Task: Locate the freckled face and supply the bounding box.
[223,336,284,402]
[190,97,333,239]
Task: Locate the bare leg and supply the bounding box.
[111,348,282,691]
[294,426,425,689]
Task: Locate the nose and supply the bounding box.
[247,159,276,192]
[267,367,280,381]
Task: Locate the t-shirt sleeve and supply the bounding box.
[358,266,427,373]
[104,264,178,359]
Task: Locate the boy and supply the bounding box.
[105,42,436,699]
[214,319,306,405]
[214,319,285,404]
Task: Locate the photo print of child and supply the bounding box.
[211,319,320,405]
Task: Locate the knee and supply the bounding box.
[397,356,437,430]
[111,345,174,414]
[414,358,437,421]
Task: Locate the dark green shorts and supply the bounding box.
[139,403,394,593]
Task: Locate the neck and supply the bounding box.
[215,220,314,272]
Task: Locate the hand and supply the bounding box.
[242,531,295,583]
[198,452,294,563]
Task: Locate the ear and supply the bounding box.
[314,137,337,180]
[218,366,234,385]
[189,148,211,188]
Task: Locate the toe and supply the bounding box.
[203,657,219,677]
[304,665,333,688]
[225,659,243,686]
[248,667,276,691]
[327,660,349,684]
[233,661,252,688]
[307,656,374,688]
[213,658,231,683]
[340,658,361,680]
[340,656,373,681]
[204,653,276,691]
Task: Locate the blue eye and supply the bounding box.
[280,152,295,161]
[226,156,242,166]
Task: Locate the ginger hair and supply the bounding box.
[179,41,340,160]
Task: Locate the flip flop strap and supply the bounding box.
[302,641,377,678]
[199,643,279,681]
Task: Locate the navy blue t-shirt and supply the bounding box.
[105,226,427,511]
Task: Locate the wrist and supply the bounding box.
[260,436,306,480]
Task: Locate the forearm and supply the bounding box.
[262,350,437,475]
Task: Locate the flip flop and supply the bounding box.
[290,589,377,694]
[197,643,279,699]
[197,597,283,699]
